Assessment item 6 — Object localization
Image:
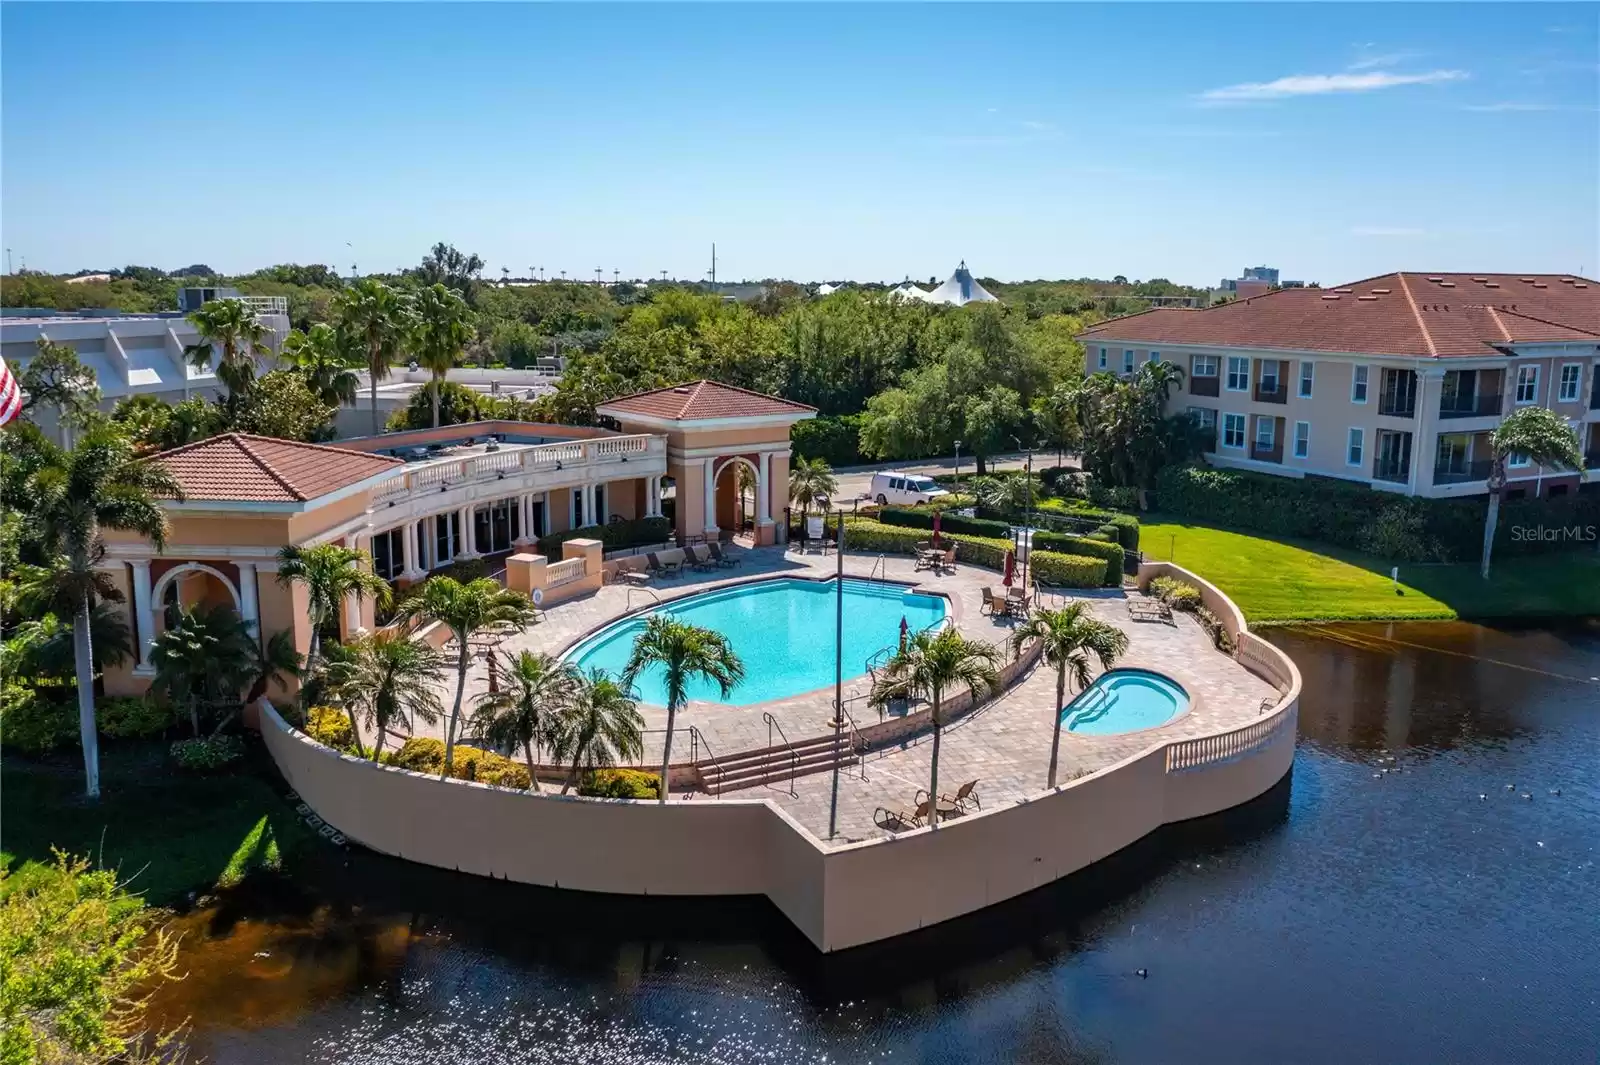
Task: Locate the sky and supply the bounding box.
[2,3,1597,287]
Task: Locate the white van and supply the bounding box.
[870,471,950,506]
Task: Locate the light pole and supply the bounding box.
[1014,436,1034,591]
[828,509,846,840]
[953,440,962,495]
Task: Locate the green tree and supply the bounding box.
[229,369,338,441]
[621,615,744,803]
[471,650,580,790]
[386,379,481,431]
[1480,407,1585,578]
[412,283,475,427]
[326,629,446,761]
[4,582,132,683]
[869,629,999,827]
[787,456,838,528]
[247,628,304,704]
[185,297,271,402]
[283,322,360,408]
[393,577,538,777]
[22,429,180,797]
[411,241,486,303]
[551,669,645,795]
[335,279,414,435]
[274,543,392,726]
[1010,604,1128,788]
[1074,361,1205,507]
[17,338,101,433]
[148,603,259,736]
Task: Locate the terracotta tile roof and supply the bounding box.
[1079,273,1600,359]
[155,433,403,503]
[597,380,817,421]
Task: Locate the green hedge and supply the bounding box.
[791,414,866,467]
[536,515,672,558]
[0,686,76,755]
[1155,464,1600,562]
[873,506,1012,539]
[840,518,1106,588]
[1029,531,1122,586]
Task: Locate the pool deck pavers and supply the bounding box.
[405,544,1279,848]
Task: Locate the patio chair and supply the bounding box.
[937,543,958,575]
[1006,586,1032,618]
[649,552,683,579]
[687,545,717,572]
[1127,597,1173,624]
[981,586,1010,617]
[706,542,741,568]
[940,779,982,814]
[873,798,932,831]
[915,788,962,821]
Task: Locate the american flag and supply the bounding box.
[0,357,20,426]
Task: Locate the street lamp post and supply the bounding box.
[953,440,962,495]
[1014,436,1034,591]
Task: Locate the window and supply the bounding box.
[1123,349,1135,374]
[1351,365,1369,404]
[1222,413,1246,449]
[1192,355,1218,377]
[1187,407,1217,431]
[1255,417,1276,450]
[1259,361,1280,393]
[571,487,585,528]
[1293,421,1310,459]
[1148,351,1161,364]
[1097,347,1108,370]
[1558,363,1581,402]
[1515,365,1539,404]
[1509,450,1531,468]
[1299,362,1314,398]
[1226,357,1250,392]
[1347,428,1365,467]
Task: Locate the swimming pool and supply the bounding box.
[566,578,948,707]
[1061,668,1189,735]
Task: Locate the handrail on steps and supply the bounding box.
[834,699,868,782]
[625,585,664,615]
[688,725,722,798]
[761,712,800,797]
[867,553,887,582]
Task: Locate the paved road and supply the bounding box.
[827,451,1076,508]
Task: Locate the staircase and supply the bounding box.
[695,732,864,794]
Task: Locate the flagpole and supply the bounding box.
[829,508,845,840]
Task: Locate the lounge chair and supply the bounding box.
[940,779,981,814]
[915,788,962,821]
[1127,597,1172,624]
[688,545,717,572]
[873,799,932,831]
[706,542,741,568]
[648,552,682,579]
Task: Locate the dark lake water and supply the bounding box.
[150,621,1600,1064]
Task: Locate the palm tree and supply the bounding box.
[788,456,838,529]
[335,279,415,435]
[25,429,180,798]
[393,576,538,777]
[274,543,392,723]
[552,669,645,795]
[7,572,133,682]
[869,629,1000,827]
[246,628,304,705]
[1480,407,1585,578]
[412,283,474,429]
[185,298,271,402]
[736,463,756,531]
[471,650,579,790]
[328,630,446,761]
[1011,604,1129,789]
[283,323,360,408]
[621,615,744,803]
[149,603,260,737]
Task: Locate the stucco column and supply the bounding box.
[515,494,535,545]
[401,520,427,581]
[130,560,155,672]
[757,452,773,524]
[648,475,660,516]
[457,504,480,559]
[582,483,597,529]
[702,457,719,534]
[236,561,260,639]
[345,533,368,635]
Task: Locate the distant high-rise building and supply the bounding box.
[1241,265,1280,285]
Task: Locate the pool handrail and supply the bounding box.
[761,712,800,797]
[688,725,723,798]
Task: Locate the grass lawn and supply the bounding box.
[1140,516,1600,624]
[1,739,313,906]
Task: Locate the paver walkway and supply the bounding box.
[398,544,1278,847]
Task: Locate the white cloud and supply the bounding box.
[1352,226,1427,238]
[1348,50,1421,71]
[1462,102,1559,112]
[1200,69,1468,101]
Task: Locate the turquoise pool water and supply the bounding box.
[1061,668,1189,735]
[566,578,948,707]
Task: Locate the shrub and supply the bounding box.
[304,706,358,754]
[1150,576,1202,612]
[170,734,245,772]
[1030,531,1122,586]
[1359,503,1440,563]
[537,516,672,558]
[0,686,77,755]
[388,736,531,789]
[1028,551,1112,589]
[96,696,175,740]
[1105,513,1141,552]
[1195,606,1235,653]
[791,414,866,468]
[579,767,661,799]
[839,517,1110,589]
[388,736,446,772]
[873,506,1011,539]
[1085,482,1140,512]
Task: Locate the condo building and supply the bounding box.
[1080,273,1600,499]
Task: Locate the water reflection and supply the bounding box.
[148,619,1600,1064]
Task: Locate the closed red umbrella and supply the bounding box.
[931,510,942,549]
[899,616,909,651]
[1002,549,1016,587]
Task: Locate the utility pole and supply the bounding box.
[829,509,846,840]
[710,243,717,286]
[5,248,11,274]
[661,270,668,282]
[595,267,603,285]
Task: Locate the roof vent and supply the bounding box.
[1485,282,1500,288]
[1357,295,1378,301]
[1321,294,1341,301]
[1370,287,1391,294]
[1534,283,1549,288]
[1519,277,1535,283]
[672,386,692,394]
[1427,276,1444,282]
[1471,276,1488,282]
[1560,278,1576,284]
[1439,282,1456,288]
[1333,288,1353,294]
[1576,283,1590,288]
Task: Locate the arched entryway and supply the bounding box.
[151,562,242,621]
[712,456,760,541]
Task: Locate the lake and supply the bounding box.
[148,620,1600,1063]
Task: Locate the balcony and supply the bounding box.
[1378,396,1416,418]
[369,433,664,506]
[1249,441,1283,464]
[1253,382,1287,405]
[1433,459,1493,485]
[1189,376,1220,397]
[1438,393,1502,420]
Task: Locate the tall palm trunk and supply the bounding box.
[370,341,382,436]
[73,591,101,800]
[524,737,540,792]
[300,629,323,727]
[1047,665,1066,789]
[443,644,469,777]
[564,744,585,794]
[431,378,442,429]
[1480,483,1502,579]
[343,701,364,758]
[927,690,943,827]
[658,699,678,804]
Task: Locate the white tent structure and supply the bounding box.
[815,283,841,296]
[886,280,931,302]
[924,261,998,306]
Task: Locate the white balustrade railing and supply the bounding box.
[409,461,464,490]
[372,475,410,502]
[470,450,522,476]
[524,443,584,469]
[371,435,659,508]
[592,436,649,459]
[545,558,586,587]
[1165,700,1294,773]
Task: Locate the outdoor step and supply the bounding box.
[702,732,847,771]
[699,743,861,785]
[704,748,862,793]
